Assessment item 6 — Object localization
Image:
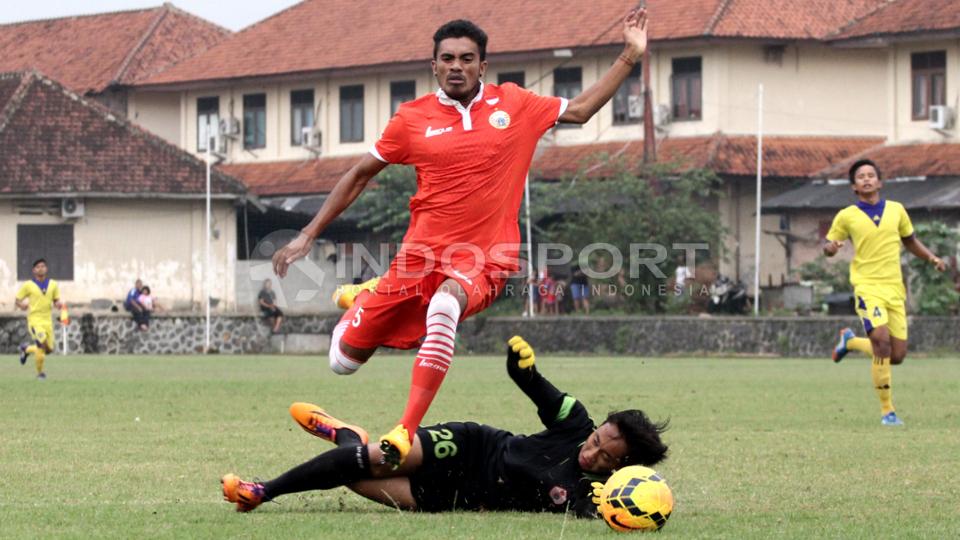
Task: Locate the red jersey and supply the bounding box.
[372,82,566,277]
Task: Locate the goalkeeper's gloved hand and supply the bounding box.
[507,335,536,370]
[591,481,604,512]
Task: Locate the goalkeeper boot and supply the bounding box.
[378,424,411,468]
[332,277,381,310]
[289,402,369,445]
[831,327,855,363]
[19,344,28,365]
[221,474,266,512]
[880,412,904,426]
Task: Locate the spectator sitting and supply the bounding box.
[135,286,161,331]
[258,280,284,333]
[124,279,144,319]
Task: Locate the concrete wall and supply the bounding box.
[3,313,958,357]
[0,198,238,310]
[127,91,181,145]
[891,40,959,143]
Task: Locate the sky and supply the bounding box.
[0,0,302,31]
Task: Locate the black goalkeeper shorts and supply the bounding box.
[409,421,509,512]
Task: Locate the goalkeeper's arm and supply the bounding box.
[506,336,567,424]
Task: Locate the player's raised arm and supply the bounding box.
[272,154,387,277]
[506,336,573,426]
[559,8,648,125]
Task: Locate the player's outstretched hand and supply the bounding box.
[272,232,313,278]
[590,481,604,511]
[622,8,648,57]
[507,335,536,370]
[931,256,947,272]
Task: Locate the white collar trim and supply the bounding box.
[435,81,484,131]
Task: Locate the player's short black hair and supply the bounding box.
[32,258,47,268]
[433,19,488,61]
[848,159,881,184]
[605,410,669,467]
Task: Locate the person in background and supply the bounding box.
[569,264,591,314]
[135,286,160,331]
[258,280,284,334]
[15,258,66,379]
[124,279,144,321]
[673,256,693,296]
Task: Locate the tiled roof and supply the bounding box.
[818,142,960,179]
[139,0,886,88]
[0,4,229,94]
[533,134,884,180]
[832,0,960,40]
[220,134,884,197]
[0,71,246,197]
[708,0,886,40]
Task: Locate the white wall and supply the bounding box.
[128,91,181,145]
[892,41,959,142]
[0,198,238,311]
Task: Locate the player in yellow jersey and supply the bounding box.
[825,160,946,426]
[15,259,67,380]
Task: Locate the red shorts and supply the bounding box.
[339,264,505,350]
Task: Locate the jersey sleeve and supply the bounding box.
[898,204,915,238]
[16,283,29,300]
[511,83,567,135]
[825,211,849,242]
[371,111,410,164]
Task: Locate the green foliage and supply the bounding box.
[355,165,417,243]
[908,221,960,315]
[796,255,852,293]
[3,354,960,538]
[532,158,724,313]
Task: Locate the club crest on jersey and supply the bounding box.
[489,110,511,130]
[549,486,568,505]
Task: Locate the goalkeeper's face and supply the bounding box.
[577,423,628,474]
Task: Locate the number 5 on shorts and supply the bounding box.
[352,307,364,328]
[426,428,458,459]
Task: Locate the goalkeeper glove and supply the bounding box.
[507,335,536,370]
[591,481,604,512]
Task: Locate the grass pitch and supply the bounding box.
[2,352,959,539]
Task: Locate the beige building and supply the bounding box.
[0,72,249,311]
[124,0,959,300]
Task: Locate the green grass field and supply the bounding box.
[2,352,959,539]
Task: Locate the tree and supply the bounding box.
[532,157,724,313]
[354,165,417,244]
[908,221,959,315]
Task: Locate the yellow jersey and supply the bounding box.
[826,199,914,287]
[16,279,61,327]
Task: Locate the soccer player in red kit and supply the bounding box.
[273,9,649,466]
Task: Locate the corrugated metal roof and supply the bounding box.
[762,177,960,211]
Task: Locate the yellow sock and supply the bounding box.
[35,348,46,375]
[848,337,873,356]
[871,356,894,415]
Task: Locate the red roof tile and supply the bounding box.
[709,0,885,39]
[0,5,229,94]
[832,0,960,40]
[818,142,960,179]
[219,157,358,196]
[0,71,245,196]
[533,134,884,179]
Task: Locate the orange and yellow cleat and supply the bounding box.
[221,474,266,512]
[289,402,369,445]
[378,424,412,468]
[332,276,381,310]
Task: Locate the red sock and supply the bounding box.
[398,292,460,440]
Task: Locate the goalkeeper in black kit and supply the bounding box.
[222,337,669,517]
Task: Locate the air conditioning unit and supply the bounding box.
[301,126,322,148]
[218,117,240,136]
[929,105,954,130]
[61,197,85,219]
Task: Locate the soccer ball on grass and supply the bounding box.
[596,465,674,532]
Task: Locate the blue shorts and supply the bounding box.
[570,283,589,300]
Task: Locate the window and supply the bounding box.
[196,97,219,152]
[553,67,582,129]
[290,90,315,146]
[613,63,643,125]
[243,94,266,149]
[340,84,364,143]
[498,71,526,87]
[390,81,416,116]
[911,51,946,120]
[17,224,74,280]
[671,57,702,121]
